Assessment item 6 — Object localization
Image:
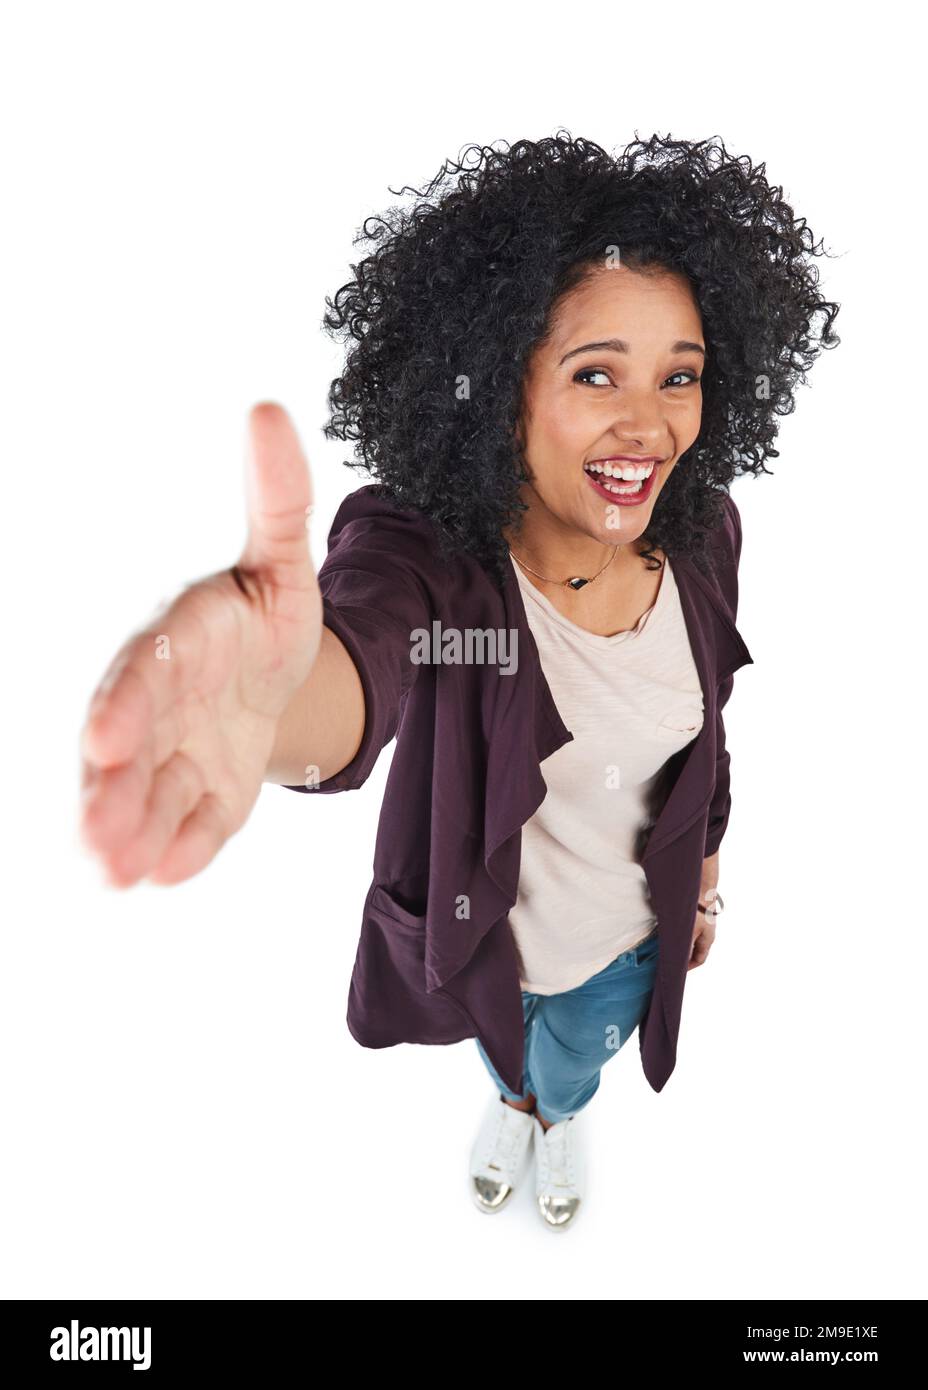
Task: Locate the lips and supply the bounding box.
[582,458,661,506]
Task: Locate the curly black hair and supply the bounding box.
[321,131,841,587]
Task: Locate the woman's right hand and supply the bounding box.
[79,402,323,888]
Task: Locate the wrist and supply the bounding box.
[697,887,725,919]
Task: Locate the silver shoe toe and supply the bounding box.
[537,1193,581,1229]
[472,1175,514,1212]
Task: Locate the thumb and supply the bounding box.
[239,401,315,580]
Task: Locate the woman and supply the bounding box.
[79,133,840,1232]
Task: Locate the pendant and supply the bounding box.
[566,577,589,590]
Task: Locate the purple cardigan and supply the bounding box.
[284,485,753,1095]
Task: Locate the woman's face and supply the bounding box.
[516,262,706,547]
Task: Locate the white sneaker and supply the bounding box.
[468,1092,535,1214]
[532,1112,585,1231]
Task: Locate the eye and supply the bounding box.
[573,366,702,389]
[573,367,612,387]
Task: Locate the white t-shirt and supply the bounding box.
[509,552,704,994]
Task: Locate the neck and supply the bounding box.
[504,491,640,582]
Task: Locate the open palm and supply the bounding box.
[79,403,322,887]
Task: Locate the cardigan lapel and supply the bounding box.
[482,556,573,901]
[482,547,753,880]
[641,552,753,859]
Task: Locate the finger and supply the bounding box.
[81,634,153,768]
[80,742,154,857]
[240,402,316,589]
[80,593,215,770]
[80,687,196,859]
[689,940,711,969]
[102,749,206,888]
[146,793,232,886]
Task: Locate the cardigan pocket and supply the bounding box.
[369,883,428,931]
[349,882,471,1047]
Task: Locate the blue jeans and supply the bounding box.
[475,932,660,1124]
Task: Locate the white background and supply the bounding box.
[2,0,924,1300]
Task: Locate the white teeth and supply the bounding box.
[585,461,655,481]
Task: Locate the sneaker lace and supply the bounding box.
[485,1107,527,1175]
[544,1122,575,1190]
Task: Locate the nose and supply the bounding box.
[607,385,667,448]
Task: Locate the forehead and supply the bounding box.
[547,264,703,350]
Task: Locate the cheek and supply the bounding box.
[526,404,582,477]
[682,397,703,441]
[546,398,595,463]
[653,459,680,498]
[664,404,701,464]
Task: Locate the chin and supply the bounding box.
[595,505,654,544]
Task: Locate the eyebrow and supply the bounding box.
[558,338,706,365]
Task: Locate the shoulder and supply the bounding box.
[721,490,743,562]
[707,490,744,566]
[320,484,451,603]
[315,486,455,622]
[325,483,443,552]
[703,489,741,557]
[704,490,744,617]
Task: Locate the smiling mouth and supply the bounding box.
[582,459,658,495]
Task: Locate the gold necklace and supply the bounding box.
[509,544,618,591]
